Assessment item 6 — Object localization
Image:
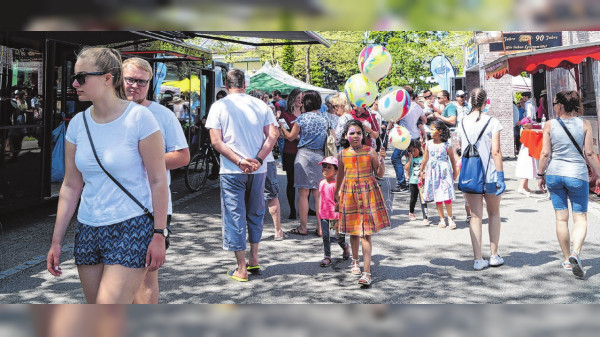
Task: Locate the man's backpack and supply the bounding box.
[458,117,492,194]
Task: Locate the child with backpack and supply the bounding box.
[457,88,506,270]
[404,139,429,226]
[419,120,458,229]
[318,156,351,267]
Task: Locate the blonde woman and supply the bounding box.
[46,47,168,304]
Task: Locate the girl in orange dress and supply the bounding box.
[335,119,390,286]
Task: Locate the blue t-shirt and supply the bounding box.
[294,111,335,150]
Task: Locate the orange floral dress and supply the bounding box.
[338,145,390,236]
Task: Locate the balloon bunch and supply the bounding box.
[344,44,392,109]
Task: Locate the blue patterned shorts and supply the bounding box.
[74,214,153,268]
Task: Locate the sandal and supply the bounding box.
[342,243,351,260]
[350,258,361,275]
[358,272,372,286]
[438,220,447,228]
[561,261,573,271]
[320,257,332,267]
[314,228,322,237]
[289,227,307,235]
[274,232,289,241]
[246,264,262,275]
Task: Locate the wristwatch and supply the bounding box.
[255,156,263,165]
[154,228,170,238]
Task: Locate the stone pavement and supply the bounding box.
[1,157,599,303]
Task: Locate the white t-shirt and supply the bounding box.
[205,93,275,174]
[147,101,189,214]
[65,102,161,226]
[524,100,535,119]
[457,114,503,183]
[400,101,424,139]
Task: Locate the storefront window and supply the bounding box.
[545,67,577,118]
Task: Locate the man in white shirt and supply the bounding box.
[206,69,279,282]
[522,92,536,120]
[123,57,190,304]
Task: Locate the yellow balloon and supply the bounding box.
[389,125,411,150]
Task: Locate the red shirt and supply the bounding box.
[280,110,300,155]
[350,109,379,147]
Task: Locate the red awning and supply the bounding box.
[485,42,600,79]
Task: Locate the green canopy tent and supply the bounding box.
[246,72,299,95]
[247,61,337,98]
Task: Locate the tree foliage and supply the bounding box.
[368,31,471,92]
[199,31,471,94]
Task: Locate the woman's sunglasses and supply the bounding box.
[71,72,108,85]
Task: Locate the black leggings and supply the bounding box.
[409,184,428,219]
[282,152,297,214]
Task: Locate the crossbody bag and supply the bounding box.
[556,118,591,178]
[323,113,337,157]
[82,111,171,249]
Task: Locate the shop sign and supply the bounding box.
[465,38,478,69]
[485,59,508,79]
[490,32,562,52]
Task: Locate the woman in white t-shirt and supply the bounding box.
[46,47,169,304]
[457,88,506,271]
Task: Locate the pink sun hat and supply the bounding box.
[318,156,338,166]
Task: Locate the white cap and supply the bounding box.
[456,90,465,97]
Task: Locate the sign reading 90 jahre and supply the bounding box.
[490,32,562,52]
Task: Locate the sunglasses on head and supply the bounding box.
[124,77,150,87]
[71,72,108,85]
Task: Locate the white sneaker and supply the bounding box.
[489,254,504,266]
[422,219,431,226]
[473,259,489,270]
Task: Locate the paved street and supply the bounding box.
[1,156,600,304]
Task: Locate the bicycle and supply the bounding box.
[184,133,220,192]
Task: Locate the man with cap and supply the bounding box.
[454,90,470,124]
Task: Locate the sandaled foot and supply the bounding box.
[358,272,372,286]
[227,268,248,282]
[350,258,361,275]
[562,260,573,271]
[438,220,447,228]
[274,232,289,241]
[246,264,262,275]
[320,256,332,267]
[314,228,322,237]
[289,227,307,235]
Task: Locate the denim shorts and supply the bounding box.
[264,161,279,200]
[546,175,589,213]
[74,214,153,268]
[220,173,266,251]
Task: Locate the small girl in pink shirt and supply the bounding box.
[318,156,351,267]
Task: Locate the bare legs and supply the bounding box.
[556,210,587,261]
[133,270,158,304]
[464,193,502,260]
[267,198,283,238]
[77,264,148,304]
[297,188,321,235]
[350,234,372,273]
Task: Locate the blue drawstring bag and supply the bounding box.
[458,118,491,194]
[51,121,66,182]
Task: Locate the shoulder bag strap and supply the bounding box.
[82,111,154,221]
[556,118,585,159]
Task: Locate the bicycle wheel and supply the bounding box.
[184,153,209,192]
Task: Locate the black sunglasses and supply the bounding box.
[124,77,150,87]
[424,94,432,99]
[456,95,465,98]
[71,72,108,85]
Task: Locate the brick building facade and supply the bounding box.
[465,31,600,158]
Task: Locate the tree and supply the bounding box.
[368,31,471,93]
[282,44,295,75]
